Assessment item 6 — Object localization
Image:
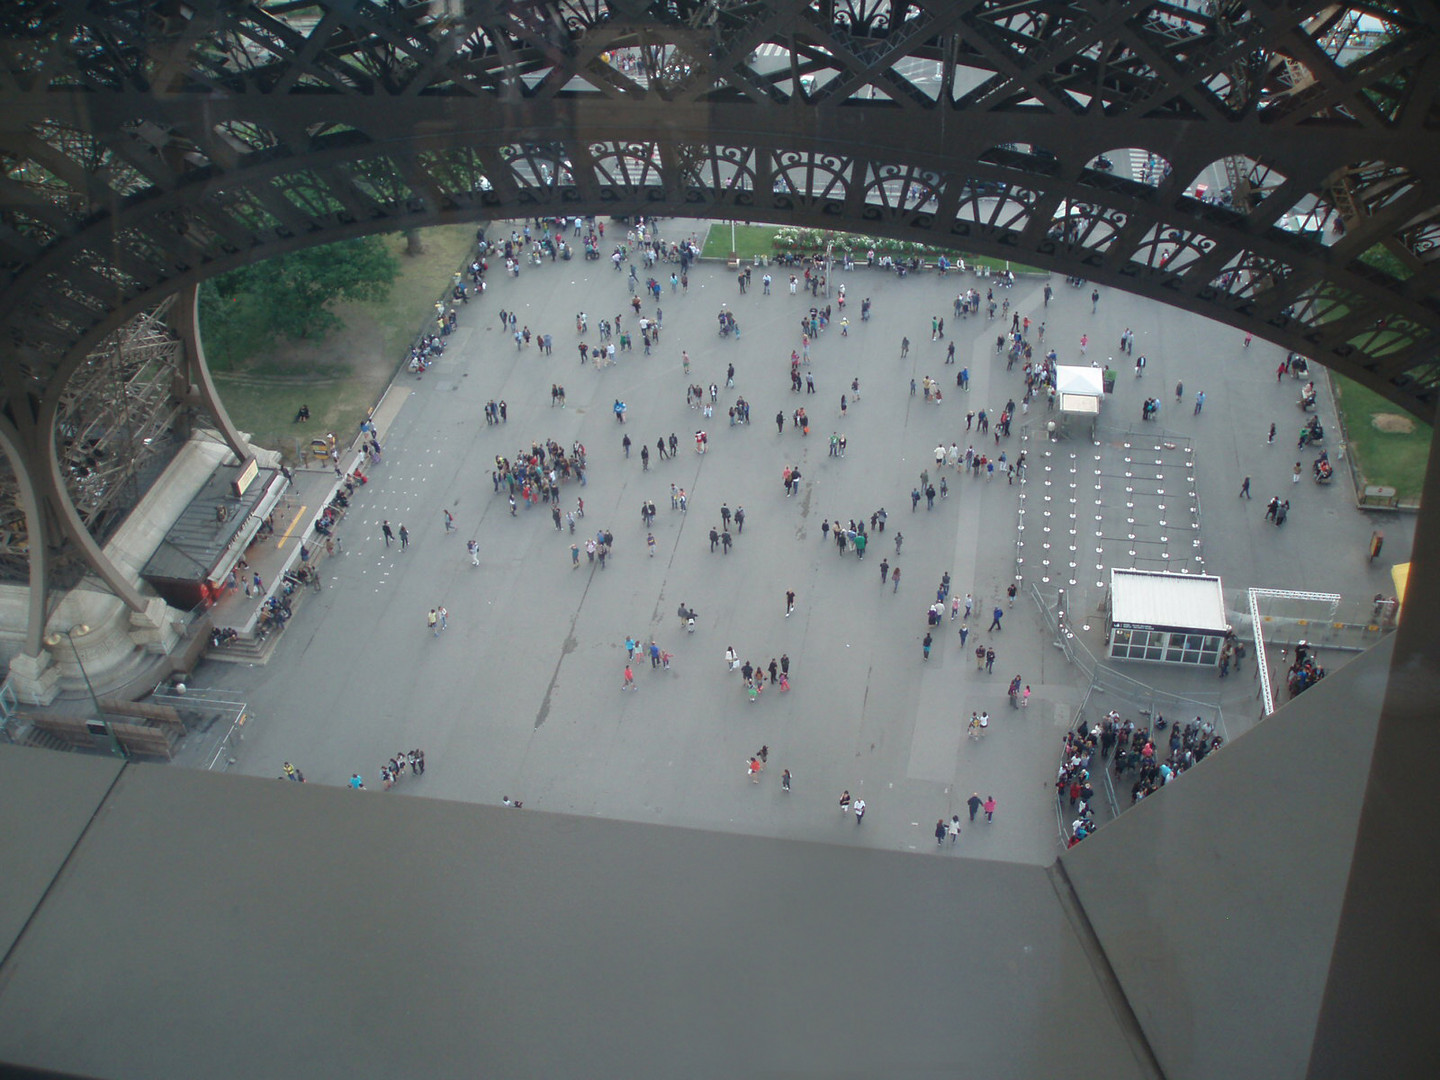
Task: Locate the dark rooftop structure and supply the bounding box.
[140,464,286,609]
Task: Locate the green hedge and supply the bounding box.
[707,223,1045,273]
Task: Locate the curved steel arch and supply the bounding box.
[0,0,1439,643]
[0,0,1435,416]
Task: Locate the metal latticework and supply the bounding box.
[54,298,185,548]
[0,446,26,585]
[0,0,1432,418]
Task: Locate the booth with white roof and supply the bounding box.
[1106,568,1229,666]
[1055,364,1105,415]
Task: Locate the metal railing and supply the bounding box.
[1033,580,1228,845]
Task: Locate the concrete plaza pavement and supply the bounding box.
[199,220,1414,865]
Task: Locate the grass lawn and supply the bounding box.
[1331,373,1432,502]
[698,222,1045,273]
[211,224,476,459]
[701,223,782,260]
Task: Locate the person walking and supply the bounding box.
[398,523,410,550]
[935,819,947,846]
[1193,390,1206,415]
[785,589,796,617]
[839,790,852,814]
[622,665,635,691]
[437,606,448,632]
[1239,476,1252,499]
[985,647,996,673]
[968,792,983,821]
[382,520,395,547]
[853,798,866,823]
[989,606,1004,631]
[748,757,762,783]
[443,509,455,533]
[1268,422,1277,445]
[959,623,969,648]
[427,608,439,636]
[468,539,480,566]
[922,632,933,660]
[892,567,901,594]
[1292,461,1302,484]
[879,558,889,585]
[781,768,791,792]
[983,795,996,822]
[949,816,962,845]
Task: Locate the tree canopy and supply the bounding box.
[199,236,401,368]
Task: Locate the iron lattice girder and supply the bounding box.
[0,1,1436,418]
[0,445,27,585]
[53,298,186,545]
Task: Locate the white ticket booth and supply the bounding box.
[1054,364,1104,437]
[1106,568,1229,666]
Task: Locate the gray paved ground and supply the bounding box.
[196,219,1414,865]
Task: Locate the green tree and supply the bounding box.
[200,236,401,368]
[1357,242,1412,281]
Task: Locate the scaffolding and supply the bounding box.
[54,297,188,548]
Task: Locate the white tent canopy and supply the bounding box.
[1055,364,1104,417]
[1055,365,1104,397]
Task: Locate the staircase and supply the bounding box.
[23,726,72,753]
[203,627,284,665]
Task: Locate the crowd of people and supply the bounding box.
[491,439,588,513]
[1284,641,1327,697]
[344,749,426,792]
[725,650,792,703]
[1058,709,1226,845]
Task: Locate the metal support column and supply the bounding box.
[172,283,253,466]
